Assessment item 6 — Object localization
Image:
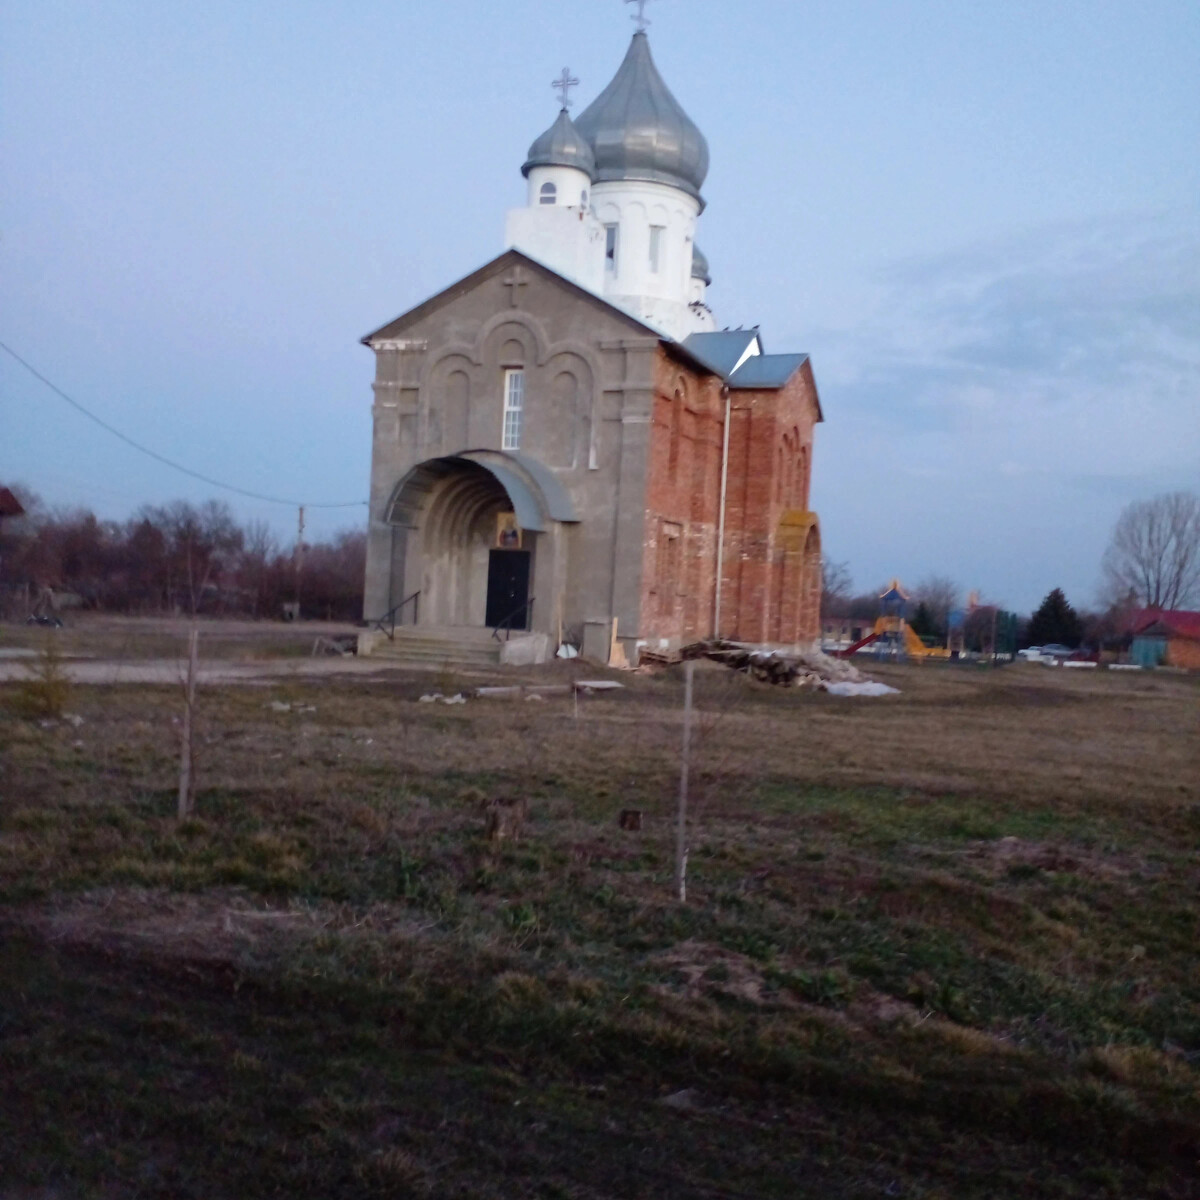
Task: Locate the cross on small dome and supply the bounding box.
[552,67,580,109]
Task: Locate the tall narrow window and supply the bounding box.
[502,369,524,450]
[539,182,557,206]
[649,226,664,274]
[605,224,618,273]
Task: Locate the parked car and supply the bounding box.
[1039,644,1075,658]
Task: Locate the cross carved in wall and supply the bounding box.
[552,67,580,109]
[502,268,529,308]
[625,0,652,32]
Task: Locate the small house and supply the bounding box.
[1130,609,1200,670]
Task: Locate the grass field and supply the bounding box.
[1,650,1198,1197]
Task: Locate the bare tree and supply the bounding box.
[1102,492,1200,611]
[240,519,279,617]
[912,576,961,638]
[820,558,852,617]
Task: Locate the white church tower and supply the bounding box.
[505,24,716,340]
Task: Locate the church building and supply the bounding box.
[362,20,823,664]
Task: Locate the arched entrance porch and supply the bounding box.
[381,451,576,632]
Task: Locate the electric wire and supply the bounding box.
[0,339,367,509]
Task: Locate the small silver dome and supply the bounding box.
[522,108,596,180]
[691,244,711,285]
[574,32,709,201]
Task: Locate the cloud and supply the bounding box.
[810,211,1200,608]
[821,210,1200,482]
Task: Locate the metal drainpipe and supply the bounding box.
[713,383,732,637]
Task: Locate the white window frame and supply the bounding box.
[539,181,557,206]
[649,225,664,274]
[502,369,524,450]
[604,224,619,273]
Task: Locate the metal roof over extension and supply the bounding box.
[384,451,579,533]
[681,330,761,377]
[728,353,810,390]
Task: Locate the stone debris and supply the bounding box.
[676,639,868,689]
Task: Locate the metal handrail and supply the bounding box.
[370,590,420,641]
[492,597,534,642]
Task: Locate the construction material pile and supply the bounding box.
[677,640,868,689]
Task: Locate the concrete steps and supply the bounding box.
[360,624,550,667]
[365,626,509,668]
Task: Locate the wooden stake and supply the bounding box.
[675,659,695,903]
[178,627,199,819]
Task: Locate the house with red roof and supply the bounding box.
[1129,609,1200,670]
[0,487,25,521]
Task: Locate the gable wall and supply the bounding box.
[364,259,662,646]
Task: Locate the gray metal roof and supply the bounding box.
[681,330,760,377]
[574,32,709,202]
[728,353,810,389]
[385,451,579,533]
[522,108,596,180]
[691,243,711,285]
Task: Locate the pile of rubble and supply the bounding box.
[677,639,868,689]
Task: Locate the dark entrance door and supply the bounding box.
[486,550,531,629]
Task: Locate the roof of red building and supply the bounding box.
[1131,608,1200,640]
[0,487,25,518]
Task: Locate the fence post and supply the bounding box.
[675,659,695,903]
[178,627,199,819]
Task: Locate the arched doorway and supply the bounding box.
[384,452,576,630]
[420,464,530,627]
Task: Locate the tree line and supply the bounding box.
[820,491,1200,651]
[0,487,365,621]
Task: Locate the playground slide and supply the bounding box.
[836,631,880,658]
[902,624,950,658]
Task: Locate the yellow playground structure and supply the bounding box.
[836,580,952,659]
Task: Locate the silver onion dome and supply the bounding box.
[522,108,596,179]
[691,243,712,285]
[574,32,709,201]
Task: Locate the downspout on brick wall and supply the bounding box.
[713,384,731,637]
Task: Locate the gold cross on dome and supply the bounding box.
[552,67,580,109]
[625,0,652,33]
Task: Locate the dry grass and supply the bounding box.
[0,657,1197,1197]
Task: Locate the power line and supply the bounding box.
[0,338,367,510]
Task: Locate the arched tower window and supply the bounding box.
[539,182,557,206]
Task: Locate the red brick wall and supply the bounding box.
[641,352,823,648]
[1168,637,1200,670]
[719,362,822,644]
[640,356,724,646]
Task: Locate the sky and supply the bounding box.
[2,0,1197,613]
